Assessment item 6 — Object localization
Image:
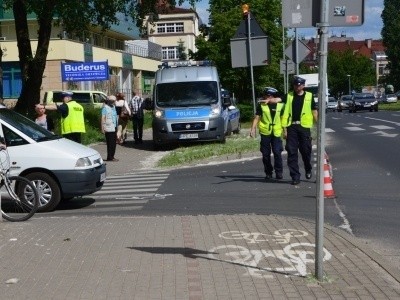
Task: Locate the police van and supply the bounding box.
[152,61,230,149]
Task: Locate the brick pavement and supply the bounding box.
[0,130,399,299]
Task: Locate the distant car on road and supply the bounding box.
[349,93,378,113]
[382,93,398,104]
[326,97,338,112]
[337,95,352,112]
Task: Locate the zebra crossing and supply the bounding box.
[87,171,171,210]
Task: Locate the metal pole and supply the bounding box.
[295,29,299,75]
[283,26,287,94]
[247,12,256,115]
[347,75,351,94]
[316,0,329,281]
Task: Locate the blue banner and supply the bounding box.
[61,61,109,82]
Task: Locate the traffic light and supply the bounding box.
[242,4,249,18]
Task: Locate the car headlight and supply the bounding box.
[371,100,378,105]
[210,104,221,116]
[154,109,164,119]
[76,157,92,167]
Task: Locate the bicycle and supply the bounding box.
[0,146,39,221]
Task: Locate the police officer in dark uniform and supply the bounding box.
[250,87,284,180]
[282,77,318,185]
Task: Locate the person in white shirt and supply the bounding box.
[129,92,144,144]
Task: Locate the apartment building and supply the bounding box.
[303,36,388,87]
[143,5,201,61]
[0,10,162,100]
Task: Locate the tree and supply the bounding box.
[177,39,187,60]
[327,50,375,96]
[4,0,196,116]
[192,0,284,102]
[382,0,400,91]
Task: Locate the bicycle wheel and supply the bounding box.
[1,175,39,222]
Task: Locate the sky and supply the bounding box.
[188,0,383,40]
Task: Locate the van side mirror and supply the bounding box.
[222,96,232,107]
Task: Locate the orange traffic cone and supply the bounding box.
[324,155,336,198]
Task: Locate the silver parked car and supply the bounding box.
[326,97,338,112]
[383,93,398,104]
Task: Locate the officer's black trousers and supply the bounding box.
[260,134,283,176]
[285,125,312,180]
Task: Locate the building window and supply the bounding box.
[157,22,184,34]
[162,47,179,60]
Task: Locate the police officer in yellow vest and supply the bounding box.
[36,91,86,143]
[282,77,318,185]
[250,87,285,180]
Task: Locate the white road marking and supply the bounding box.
[370,125,395,130]
[344,127,365,131]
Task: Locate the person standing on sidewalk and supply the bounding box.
[34,106,54,133]
[101,95,118,161]
[129,92,144,144]
[115,92,131,145]
[282,76,318,185]
[250,87,285,180]
[36,91,85,143]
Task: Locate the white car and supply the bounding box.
[383,94,397,103]
[0,107,106,212]
[326,97,338,111]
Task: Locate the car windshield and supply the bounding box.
[353,93,375,100]
[0,108,60,142]
[341,95,352,101]
[386,94,396,97]
[156,81,219,107]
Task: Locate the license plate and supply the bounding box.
[100,172,106,182]
[363,104,371,107]
[179,133,199,139]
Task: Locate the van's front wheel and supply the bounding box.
[26,173,61,212]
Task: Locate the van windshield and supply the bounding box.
[0,109,60,142]
[156,81,218,107]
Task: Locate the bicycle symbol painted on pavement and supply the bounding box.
[208,229,332,278]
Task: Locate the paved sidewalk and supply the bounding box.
[0,132,399,299]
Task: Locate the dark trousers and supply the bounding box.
[285,125,312,180]
[63,132,82,144]
[132,114,144,141]
[260,134,283,176]
[105,130,117,160]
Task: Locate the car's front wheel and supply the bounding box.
[26,172,61,212]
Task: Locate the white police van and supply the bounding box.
[152,61,230,149]
[0,107,106,212]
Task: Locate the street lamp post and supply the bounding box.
[347,74,351,94]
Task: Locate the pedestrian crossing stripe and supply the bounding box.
[92,172,170,201]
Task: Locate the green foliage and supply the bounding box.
[194,0,285,103]
[157,134,259,167]
[237,102,255,123]
[382,0,400,90]
[327,50,375,97]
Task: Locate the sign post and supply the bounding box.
[282,0,364,282]
[230,5,270,115]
